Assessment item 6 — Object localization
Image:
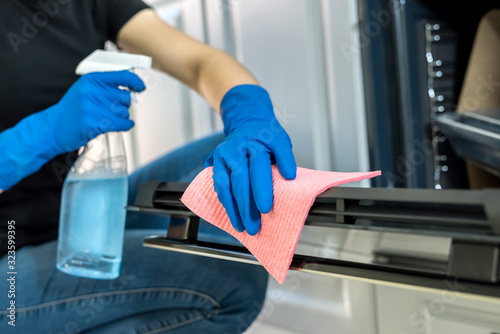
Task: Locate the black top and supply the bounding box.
[0,0,150,257]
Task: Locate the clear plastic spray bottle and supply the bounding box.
[56,50,151,279]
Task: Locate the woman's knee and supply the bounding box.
[212,263,268,333]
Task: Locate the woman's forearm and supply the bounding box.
[195,49,258,111]
[117,9,258,111]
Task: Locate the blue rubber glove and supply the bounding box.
[206,85,297,235]
[0,70,145,191]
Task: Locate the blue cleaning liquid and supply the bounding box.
[56,174,128,279]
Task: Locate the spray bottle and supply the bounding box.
[56,50,152,279]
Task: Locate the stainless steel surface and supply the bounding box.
[143,227,500,300]
[133,181,500,299]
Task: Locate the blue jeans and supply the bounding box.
[0,132,268,334]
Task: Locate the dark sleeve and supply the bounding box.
[101,0,151,43]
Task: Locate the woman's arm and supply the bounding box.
[0,71,145,192]
[115,9,297,235]
[116,9,258,111]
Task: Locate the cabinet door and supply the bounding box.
[224,0,369,173]
[127,0,370,175]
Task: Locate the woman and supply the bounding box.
[0,0,296,332]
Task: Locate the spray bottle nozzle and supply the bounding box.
[76,50,153,104]
[75,50,152,74]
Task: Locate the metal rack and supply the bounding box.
[129,181,500,298]
[424,20,458,189]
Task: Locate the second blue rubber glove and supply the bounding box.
[0,70,145,191]
[52,70,145,152]
[205,85,297,235]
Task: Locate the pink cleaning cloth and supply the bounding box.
[181,166,381,284]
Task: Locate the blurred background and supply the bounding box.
[123,0,500,333]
